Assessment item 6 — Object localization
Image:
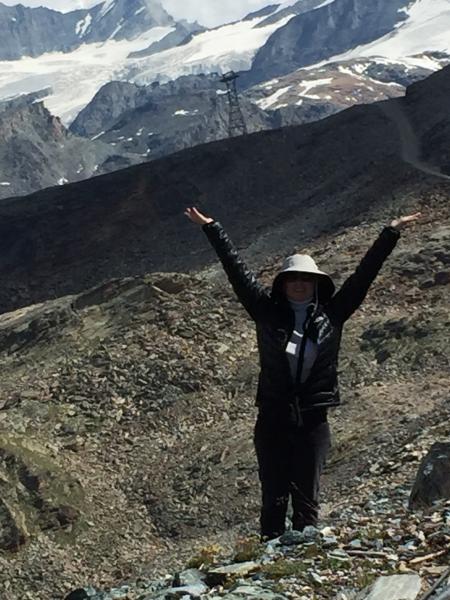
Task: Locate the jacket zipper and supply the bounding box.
[292,310,315,426]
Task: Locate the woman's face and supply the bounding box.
[282,272,316,302]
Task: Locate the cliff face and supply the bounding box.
[243,0,411,86]
[70,75,272,156]
[0,0,174,60]
[0,95,138,199]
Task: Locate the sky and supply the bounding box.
[0,0,275,26]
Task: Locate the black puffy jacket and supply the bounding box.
[203,222,400,424]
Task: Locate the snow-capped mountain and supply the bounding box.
[0,3,302,123]
[0,0,174,60]
[244,0,450,86]
[1,0,450,200]
[1,0,449,126]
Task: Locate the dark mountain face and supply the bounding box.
[0,66,449,315]
[242,0,411,87]
[81,0,174,44]
[0,2,87,59]
[0,75,272,199]
[0,93,140,198]
[70,75,272,157]
[0,0,174,60]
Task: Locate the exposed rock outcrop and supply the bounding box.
[243,0,411,86]
[0,0,174,60]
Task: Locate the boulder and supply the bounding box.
[356,574,422,599]
[206,561,260,586]
[409,442,450,509]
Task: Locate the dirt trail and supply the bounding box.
[379,98,450,180]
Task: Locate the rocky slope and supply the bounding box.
[246,53,450,127]
[0,187,448,599]
[0,66,449,313]
[0,93,143,199]
[69,74,272,158]
[4,56,450,200]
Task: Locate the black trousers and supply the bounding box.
[254,408,331,539]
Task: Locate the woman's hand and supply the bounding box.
[184,206,214,226]
[390,212,422,230]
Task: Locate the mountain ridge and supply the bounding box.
[0,0,175,60]
[0,66,449,314]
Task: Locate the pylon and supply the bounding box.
[220,71,248,137]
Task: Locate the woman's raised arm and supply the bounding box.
[185,206,270,321]
[329,212,422,323]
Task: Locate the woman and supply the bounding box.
[185,206,421,540]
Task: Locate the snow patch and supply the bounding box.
[75,14,92,37]
[256,86,291,109]
[99,0,116,19]
[135,7,146,16]
[58,177,68,185]
[262,78,280,89]
[173,109,199,116]
[338,65,355,77]
[315,0,336,9]
[328,0,450,61]
[109,18,125,40]
[0,182,11,186]
[91,130,105,140]
[298,77,333,99]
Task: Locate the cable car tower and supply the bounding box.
[220,71,248,138]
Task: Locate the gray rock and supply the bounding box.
[206,561,260,586]
[148,583,208,599]
[433,586,450,600]
[302,525,321,541]
[64,589,98,600]
[409,443,450,509]
[173,569,205,588]
[356,574,422,600]
[225,583,289,599]
[279,530,304,545]
[279,525,320,545]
